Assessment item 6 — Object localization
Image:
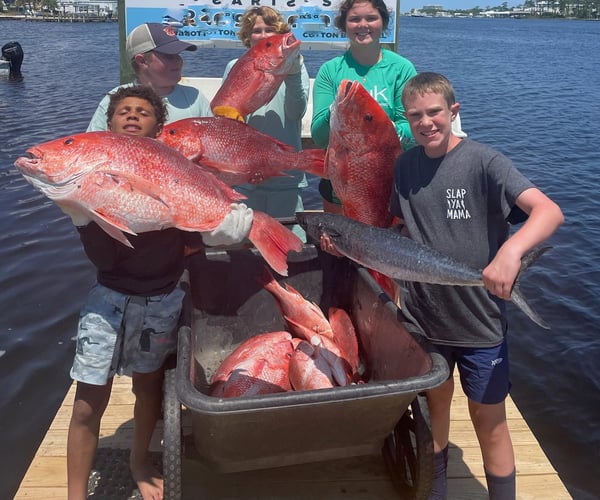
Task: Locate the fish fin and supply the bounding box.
[509,246,553,329]
[92,216,135,248]
[248,212,302,277]
[510,283,549,329]
[284,316,320,342]
[93,171,169,206]
[91,208,138,235]
[295,149,326,178]
[212,105,245,122]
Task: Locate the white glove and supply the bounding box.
[287,54,303,75]
[57,203,91,227]
[201,203,253,247]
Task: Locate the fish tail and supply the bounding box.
[510,246,553,329]
[248,212,303,277]
[296,149,326,177]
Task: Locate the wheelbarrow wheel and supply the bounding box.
[382,393,434,499]
[163,366,182,500]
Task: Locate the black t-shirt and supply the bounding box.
[78,223,200,296]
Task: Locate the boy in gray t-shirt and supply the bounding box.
[391,72,563,499]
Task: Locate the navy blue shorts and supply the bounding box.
[435,339,511,404]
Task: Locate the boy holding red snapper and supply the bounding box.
[66,86,252,500]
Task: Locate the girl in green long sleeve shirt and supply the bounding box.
[310,0,417,210]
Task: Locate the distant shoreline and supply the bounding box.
[0,13,117,22]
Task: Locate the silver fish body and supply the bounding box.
[296,212,550,329]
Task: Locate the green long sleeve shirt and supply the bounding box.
[311,49,417,150]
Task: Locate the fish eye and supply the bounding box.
[64,138,74,145]
[364,114,373,122]
[167,129,175,135]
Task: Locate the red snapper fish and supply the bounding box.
[328,307,360,381]
[13,132,302,276]
[210,32,301,120]
[289,337,348,391]
[327,79,403,228]
[209,331,299,398]
[259,267,334,341]
[158,117,325,185]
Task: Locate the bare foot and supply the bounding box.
[130,455,164,500]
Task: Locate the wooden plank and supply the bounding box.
[16,369,572,499]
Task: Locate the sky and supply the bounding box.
[399,0,519,11]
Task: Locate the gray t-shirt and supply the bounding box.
[390,139,535,347]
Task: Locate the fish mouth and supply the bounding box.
[334,80,360,108]
[280,32,301,54]
[284,32,300,47]
[14,150,42,175]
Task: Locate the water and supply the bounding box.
[0,17,598,499]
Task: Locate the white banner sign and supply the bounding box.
[124,0,398,49]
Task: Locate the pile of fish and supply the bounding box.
[209,268,362,398]
[12,33,309,278]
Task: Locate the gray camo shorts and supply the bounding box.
[70,282,185,385]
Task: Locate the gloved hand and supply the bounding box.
[287,54,304,75]
[201,203,253,246]
[57,203,91,227]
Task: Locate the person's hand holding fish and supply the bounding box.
[201,203,253,247]
[319,233,343,258]
[286,54,303,75]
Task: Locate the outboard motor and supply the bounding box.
[2,41,24,80]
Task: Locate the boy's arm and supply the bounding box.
[482,187,564,300]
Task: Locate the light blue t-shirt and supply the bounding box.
[87,82,212,131]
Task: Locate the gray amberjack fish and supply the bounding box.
[296,211,551,329]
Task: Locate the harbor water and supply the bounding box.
[0,17,598,499]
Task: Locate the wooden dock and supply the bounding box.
[15,371,572,499]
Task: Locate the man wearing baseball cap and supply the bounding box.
[87,22,212,132]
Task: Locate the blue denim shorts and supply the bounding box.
[70,282,185,385]
[435,339,511,404]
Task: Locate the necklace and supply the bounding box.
[353,49,382,83]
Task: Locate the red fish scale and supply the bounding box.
[210,331,296,398]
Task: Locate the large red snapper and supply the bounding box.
[209,331,298,398]
[158,117,325,185]
[13,131,302,276]
[210,32,301,120]
[327,80,403,228]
